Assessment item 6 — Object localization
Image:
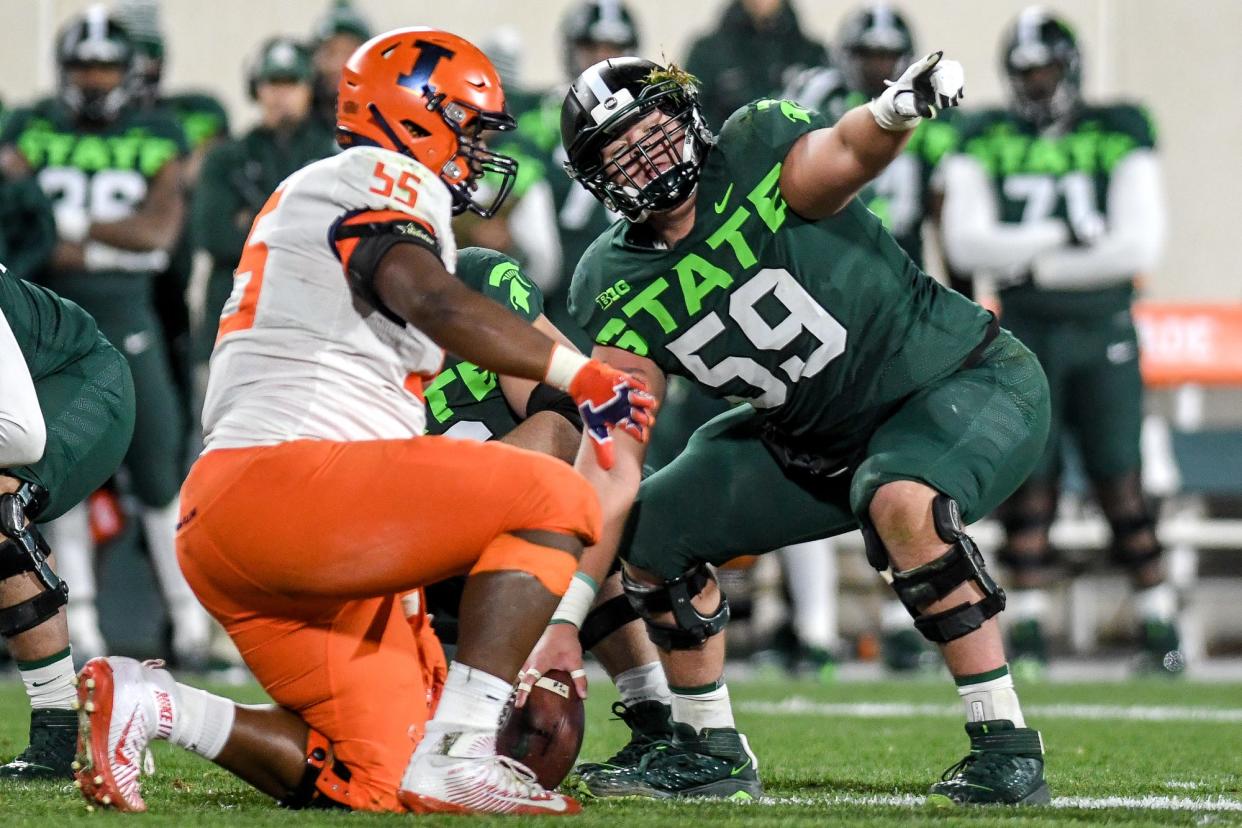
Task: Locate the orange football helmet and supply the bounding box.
[337,27,518,217]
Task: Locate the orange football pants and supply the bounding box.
[176,437,600,812]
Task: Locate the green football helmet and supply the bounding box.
[1002,7,1082,128]
[837,3,916,99]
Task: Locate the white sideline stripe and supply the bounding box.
[737,698,1242,723]
[761,793,1242,812]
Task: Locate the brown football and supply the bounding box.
[496,669,586,789]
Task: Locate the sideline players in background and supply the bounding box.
[0,7,211,669]
[115,0,231,436]
[191,37,336,400]
[941,7,1175,674]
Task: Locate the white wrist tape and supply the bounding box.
[544,343,590,392]
[550,572,599,628]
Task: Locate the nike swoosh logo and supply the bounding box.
[730,757,752,776]
[31,678,57,687]
[115,710,138,768]
[713,183,734,214]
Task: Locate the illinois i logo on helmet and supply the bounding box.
[335,27,519,218]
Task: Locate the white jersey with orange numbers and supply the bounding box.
[201,145,458,451]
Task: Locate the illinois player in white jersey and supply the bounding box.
[70,28,654,816]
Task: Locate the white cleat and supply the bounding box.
[397,729,580,816]
[72,657,174,813]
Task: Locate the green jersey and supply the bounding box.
[569,99,991,451]
[0,99,188,300]
[0,272,103,381]
[424,248,544,441]
[958,103,1156,319]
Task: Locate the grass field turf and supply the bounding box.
[0,675,1238,826]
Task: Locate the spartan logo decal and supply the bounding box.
[398,40,455,95]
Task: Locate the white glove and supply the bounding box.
[869,51,965,131]
[53,206,90,244]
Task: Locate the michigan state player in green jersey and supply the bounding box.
[0,270,135,779]
[0,7,211,670]
[942,8,1175,676]
[518,54,1054,806]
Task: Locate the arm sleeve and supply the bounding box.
[1031,150,1166,289]
[0,305,45,467]
[332,210,442,326]
[941,153,1069,272]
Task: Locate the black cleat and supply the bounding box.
[0,708,78,780]
[571,700,673,786]
[928,719,1050,806]
[581,721,762,800]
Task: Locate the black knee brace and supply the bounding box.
[863,495,1006,644]
[578,594,639,651]
[0,483,68,638]
[621,564,730,650]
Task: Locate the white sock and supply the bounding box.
[1134,582,1177,622]
[779,539,839,650]
[18,648,77,710]
[149,669,235,760]
[956,665,1025,727]
[615,662,670,707]
[1006,589,1051,622]
[416,663,513,759]
[431,662,512,732]
[670,680,735,731]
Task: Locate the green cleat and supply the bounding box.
[582,722,762,800]
[572,700,674,787]
[928,720,1050,806]
[1137,619,1184,676]
[0,708,78,780]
